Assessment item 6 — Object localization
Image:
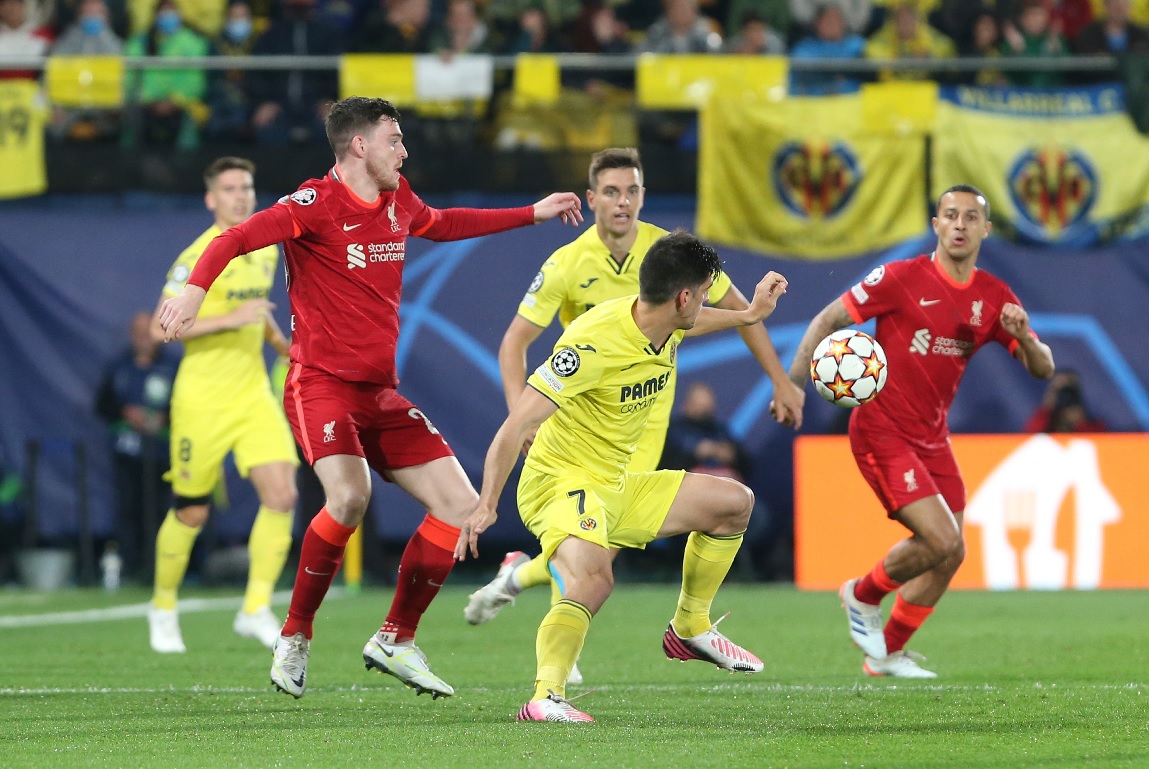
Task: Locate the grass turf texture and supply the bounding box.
[1,585,1146,768]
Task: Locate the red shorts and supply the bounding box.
[848,423,965,516]
[284,364,453,472]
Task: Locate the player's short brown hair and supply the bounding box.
[588,147,643,191]
[203,156,255,189]
[639,229,722,304]
[937,183,991,220]
[326,96,402,159]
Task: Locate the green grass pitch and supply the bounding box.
[1,585,1146,768]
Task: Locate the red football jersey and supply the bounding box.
[841,254,1026,448]
[187,167,533,385]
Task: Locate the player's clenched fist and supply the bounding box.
[1000,301,1031,340]
[158,285,207,342]
[748,271,788,322]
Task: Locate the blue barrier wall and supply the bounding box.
[1,194,1145,552]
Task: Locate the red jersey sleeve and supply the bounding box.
[188,205,297,290]
[840,262,904,324]
[398,179,534,241]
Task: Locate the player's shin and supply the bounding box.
[282,507,354,639]
[152,509,202,609]
[382,515,459,643]
[673,531,744,638]
[534,599,592,700]
[242,506,294,614]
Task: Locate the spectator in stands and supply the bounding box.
[205,0,260,142]
[1048,0,1094,43]
[662,381,753,482]
[350,0,432,53]
[724,10,786,53]
[961,10,1008,85]
[96,310,180,581]
[725,0,791,43]
[568,2,633,91]
[930,0,993,52]
[1024,369,1107,433]
[1073,0,1149,54]
[0,0,52,79]
[123,0,210,147]
[790,1,865,94]
[1001,0,1067,87]
[428,0,491,55]
[615,0,663,32]
[864,1,955,80]
[50,0,129,38]
[641,0,724,53]
[790,0,872,37]
[48,0,124,140]
[487,0,580,51]
[501,4,561,53]
[249,0,343,145]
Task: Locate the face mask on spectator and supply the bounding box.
[155,9,181,33]
[80,14,105,35]
[225,17,251,42]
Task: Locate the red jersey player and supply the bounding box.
[780,185,1055,678]
[158,96,582,700]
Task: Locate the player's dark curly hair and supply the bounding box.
[203,157,254,190]
[325,96,402,159]
[588,147,643,191]
[937,183,991,220]
[639,229,723,304]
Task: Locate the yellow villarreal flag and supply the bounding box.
[0,80,46,200]
[697,94,926,259]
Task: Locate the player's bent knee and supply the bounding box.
[324,489,370,521]
[262,487,298,513]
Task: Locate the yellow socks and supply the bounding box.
[533,599,592,700]
[516,552,553,591]
[672,531,744,638]
[152,510,202,610]
[242,507,294,615]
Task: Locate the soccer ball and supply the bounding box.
[809,329,888,408]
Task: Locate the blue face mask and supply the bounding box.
[224,17,252,43]
[155,9,182,34]
[79,15,105,35]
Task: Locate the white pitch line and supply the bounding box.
[0,589,305,628]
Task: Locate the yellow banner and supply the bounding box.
[697,94,926,259]
[0,80,46,200]
[933,85,1149,245]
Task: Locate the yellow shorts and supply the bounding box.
[517,465,685,562]
[167,391,298,497]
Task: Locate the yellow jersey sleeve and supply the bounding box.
[710,268,734,305]
[516,249,569,328]
[527,336,606,407]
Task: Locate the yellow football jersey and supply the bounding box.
[526,296,685,485]
[515,221,733,330]
[163,226,280,403]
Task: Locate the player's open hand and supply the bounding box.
[769,378,806,430]
[533,193,584,226]
[454,500,498,561]
[157,286,208,342]
[747,271,788,322]
[1000,302,1031,340]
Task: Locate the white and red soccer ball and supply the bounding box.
[809,329,888,408]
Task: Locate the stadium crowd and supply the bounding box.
[0,0,1143,145]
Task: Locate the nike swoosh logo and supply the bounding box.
[919,298,941,306]
[343,223,362,231]
[579,277,598,288]
[428,580,444,587]
[303,567,332,576]
[292,673,305,688]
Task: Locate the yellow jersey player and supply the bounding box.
[146,157,299,654]
[464,148,806,683]
[455,230,788,722]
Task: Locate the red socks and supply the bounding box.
[885,595,935,653]
[854,560,901,605]
[382,515,460,644]
[282,507,355,640]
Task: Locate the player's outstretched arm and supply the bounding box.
[454,387,558,561]
[687,271,788,337]
[1002,302,1055,379]
[532,192,583,226]
[714,284,806,430]
[781,298,854,412]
